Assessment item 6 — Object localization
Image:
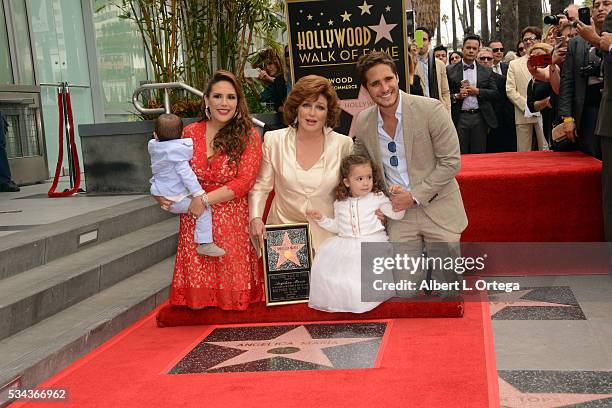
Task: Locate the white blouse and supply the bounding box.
[317,192,405,238]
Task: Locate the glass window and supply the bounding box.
[0,3,14,84]
[91,1,148,121]
[10,0,35,85]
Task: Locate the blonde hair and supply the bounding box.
[528,42,554,55]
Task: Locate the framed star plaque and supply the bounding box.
[262,223,313,306]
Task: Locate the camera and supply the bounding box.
[544,14,563,25]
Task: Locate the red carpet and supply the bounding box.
[458,151,603,242]
[14,294,498,408]
[157,299,464,327]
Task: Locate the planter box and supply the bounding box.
[79,117,268,194]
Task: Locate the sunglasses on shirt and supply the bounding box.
[388,141,398,167]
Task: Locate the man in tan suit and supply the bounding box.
[506,26,548,151]
[414,27,451,112]
[354,51,468,297]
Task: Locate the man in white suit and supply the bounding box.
[506,26,548,151]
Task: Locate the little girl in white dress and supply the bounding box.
[306,155,405,313]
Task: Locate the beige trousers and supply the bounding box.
[387,206,462,297]
[516,119,548,151]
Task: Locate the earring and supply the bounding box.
[205,106,211,120]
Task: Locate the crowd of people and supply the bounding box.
[406,2,609,158]
[149,3,611,315]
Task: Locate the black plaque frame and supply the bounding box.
[262,223,313,306]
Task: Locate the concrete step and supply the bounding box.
[0,218,178,341]
[0,256,174,397]
[0,197,172,281]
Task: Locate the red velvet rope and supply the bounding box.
[48,85,81,197]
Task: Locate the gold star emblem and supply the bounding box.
[385,5,391,12]
[358,0,372,15]
[270,232,305,268]
[307,14,313,20]
[340,11,351,22]
[328,19,334,26]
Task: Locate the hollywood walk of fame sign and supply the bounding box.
[262,223,313,306]
[285,0,409,136]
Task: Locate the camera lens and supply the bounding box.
[544,15,560,25]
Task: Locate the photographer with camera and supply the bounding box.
[558,1,612,159]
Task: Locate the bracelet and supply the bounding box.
[563,116,575,123]
[200,192,209,207]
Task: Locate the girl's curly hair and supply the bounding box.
[335,155,386,200]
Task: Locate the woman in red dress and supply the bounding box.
[157,70,263,310]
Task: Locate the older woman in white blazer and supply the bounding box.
[249,75,353,251]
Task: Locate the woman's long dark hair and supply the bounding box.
[201,70,253,166]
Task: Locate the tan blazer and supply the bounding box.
[248,127,353,250]
[415,58,451,113]
[506,55,539,125]
[353,92,467,234]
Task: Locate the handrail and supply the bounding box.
[132,81,265,128]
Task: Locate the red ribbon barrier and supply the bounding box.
[48,83,81,197]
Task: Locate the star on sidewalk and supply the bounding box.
[358,0,372,15]
[340,11,352,22]
[499,378,612,407]
[204,326,379,370]
[368,14,397,44]
[270,232,305,268]
[489,289,574,316]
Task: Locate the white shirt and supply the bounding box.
[461,60,480,110]
[418,56,430,97]
[317,192,405,238]
[376,93,411,190]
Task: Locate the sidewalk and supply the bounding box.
[0,176,147,239]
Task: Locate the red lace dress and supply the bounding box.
[169,121,263,310]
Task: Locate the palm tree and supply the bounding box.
[500,0,518,51]
[480,0,489,45]
[518,0,529,31]
[528,0,542,27]
[550,0,571,14]
[412,0,440,34]
[452,0,458,50]
[490,0,497,39]
[442,13,450,45]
